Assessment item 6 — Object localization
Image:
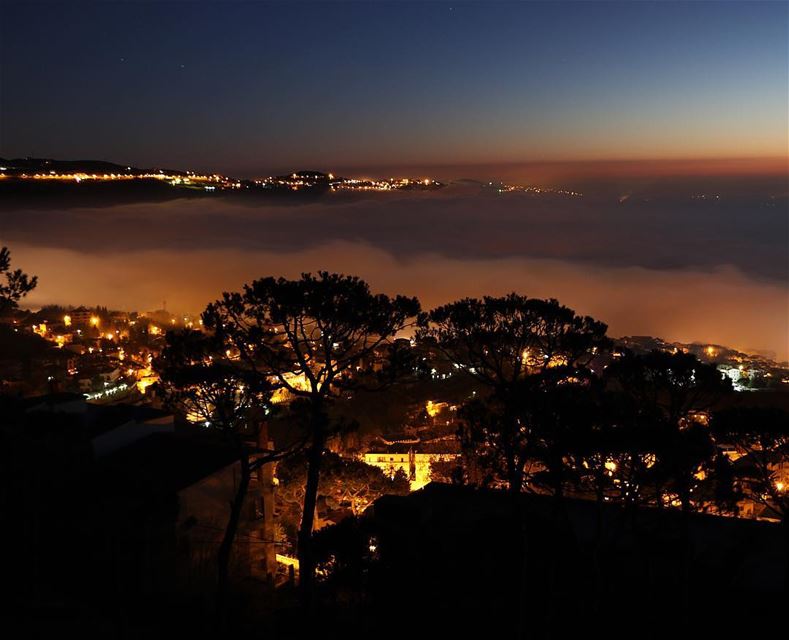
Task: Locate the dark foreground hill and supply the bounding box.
[300,483,787,639]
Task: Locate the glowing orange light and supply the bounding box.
[426,400,442,418]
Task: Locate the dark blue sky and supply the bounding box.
[2,1,786,176]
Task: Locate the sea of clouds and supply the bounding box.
[2,187,787,359]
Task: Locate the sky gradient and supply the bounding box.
[2,0,787,176]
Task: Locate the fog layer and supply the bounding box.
[2,189,787,358]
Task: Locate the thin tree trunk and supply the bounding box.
[505,418,530,639]
[298,409,326,609]
[216,451,251,629]
[257,424,277,580]
[679,490,692,620]
[594,477,605,547]
[513,478,531,640]
[783,515,789,593]
[545,458,569,638]
[592,477,606,614]
[509,463,523,496]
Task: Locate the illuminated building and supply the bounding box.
[69,308,94,326]
[363,449,459,491]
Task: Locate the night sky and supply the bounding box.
[2,0,787,176]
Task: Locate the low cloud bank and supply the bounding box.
[3,189,787,280]
[3,189,786,359]
[13,241,789,361]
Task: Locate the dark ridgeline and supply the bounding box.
[1,262,787,638]
[0,157,447,211]
[340,483,786,638]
